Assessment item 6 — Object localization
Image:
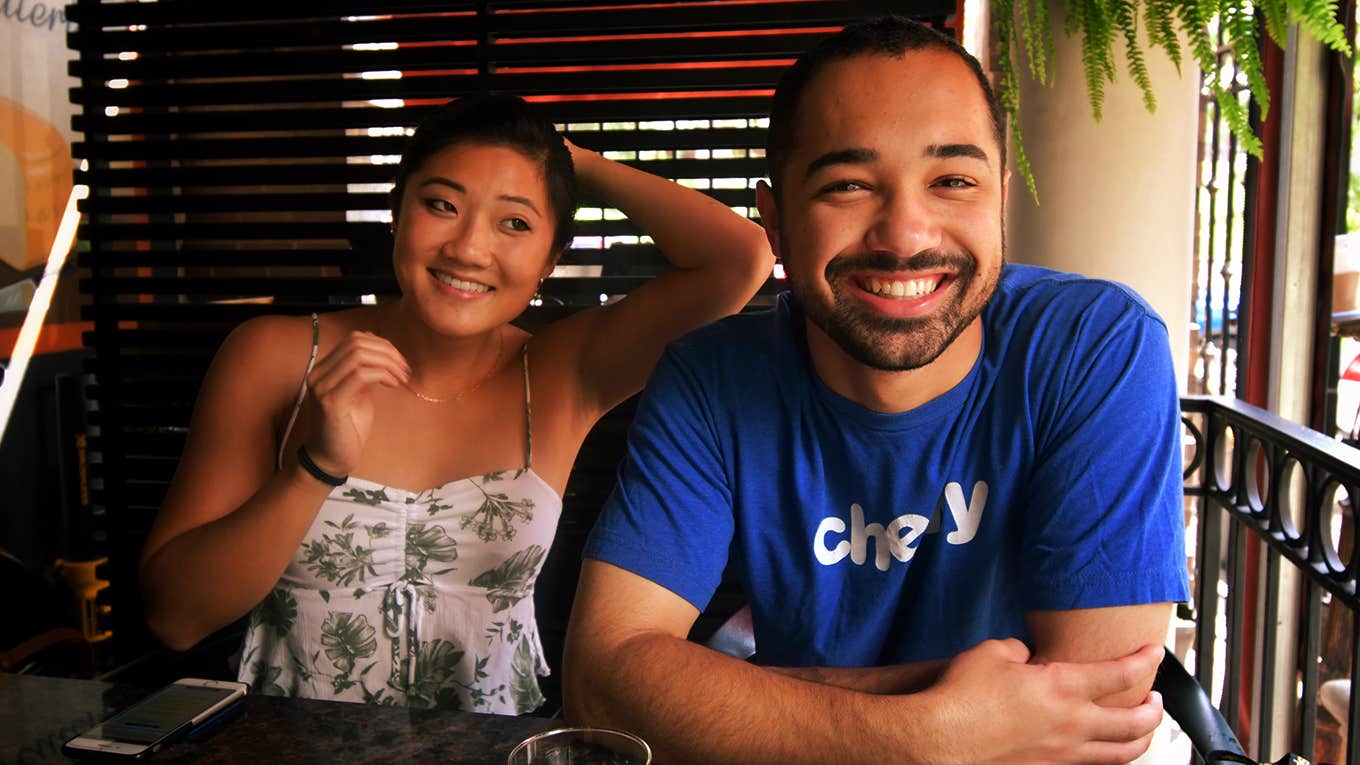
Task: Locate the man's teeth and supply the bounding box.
[865,277,941,299]
[433,272,491,293]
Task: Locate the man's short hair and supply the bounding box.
[766,15,1006,191]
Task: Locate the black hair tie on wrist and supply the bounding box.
[297,444,348,487]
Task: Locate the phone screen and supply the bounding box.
[88,685,240,744]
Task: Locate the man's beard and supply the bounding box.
[788,248,1000,372]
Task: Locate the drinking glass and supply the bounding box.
[506,726,652,765]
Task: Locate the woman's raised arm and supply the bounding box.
[543,141,774,415]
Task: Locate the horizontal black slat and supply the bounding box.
[70,0,937,53]
[72,14,483,55]
[73,98,771,135]
[75,135,408,161]
[74,134,768,164]
[109,481,172,509]
[76,151,764,189]
[73,64,785,108]
[77,163,399,188]
[83,426,183,452]
[82,302,341,324]
[81,192,389,214]
[79,186,759,214]
[76,157,763,192]
[80,278,652,314]
[92,405,195,429]
[67,0,478,27]
[73,31,823,82]
[85,274,673,299]
[88,275,399,297]
[74,46,479,82]
[78,329,235,351]
[120,455,184,478]
[486,0,927,36]
[79,250,354,269]
[77,244,668,270]
[76,211,753,242]
[488,31,821,65]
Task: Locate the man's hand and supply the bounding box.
[923,639,1165,765]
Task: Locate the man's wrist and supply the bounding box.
[854,686,956,765]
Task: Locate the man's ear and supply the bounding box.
[754,180,782,258]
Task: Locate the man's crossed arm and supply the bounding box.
[564,559,1170,765]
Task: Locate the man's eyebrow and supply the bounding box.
[804,148,878,179]
[927,143,990,163]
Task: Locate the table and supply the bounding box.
[1,673,559,764]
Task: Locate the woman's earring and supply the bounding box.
[532,278,545,306]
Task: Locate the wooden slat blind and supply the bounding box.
[67,0,957,660]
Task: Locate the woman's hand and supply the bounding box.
[303,330,411,475]
[564,137,600,187]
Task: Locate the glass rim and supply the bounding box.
[508,726,653,763]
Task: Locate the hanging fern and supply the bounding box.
[994,0,1353,199]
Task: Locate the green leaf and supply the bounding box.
[1111,0,1156,112]
[320,611,378,673]
[405,522,460,579]
[508,635,546,713]
[469,545,548,612]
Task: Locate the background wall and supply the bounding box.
[1005,1,1200,390]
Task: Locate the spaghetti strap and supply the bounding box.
[521,342,533,471]
[277,313,321,471]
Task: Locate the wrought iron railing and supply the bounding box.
[1190,25,1252,397]
[1182,395,1360,764]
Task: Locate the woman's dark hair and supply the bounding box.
[390,94,577,254]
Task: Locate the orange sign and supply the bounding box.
[0,96,72,271]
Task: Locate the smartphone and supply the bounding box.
[62,677,248,760]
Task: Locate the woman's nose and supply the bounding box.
[443,218,494,267]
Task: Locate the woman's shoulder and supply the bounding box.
[224,307,376,360]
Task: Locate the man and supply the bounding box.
[564,16,1188,765]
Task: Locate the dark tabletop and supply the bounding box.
[1,673,559,765]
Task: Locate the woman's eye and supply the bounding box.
[425,198,456,214]
[504,217,531,232]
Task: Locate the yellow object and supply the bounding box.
[55,557,112,643]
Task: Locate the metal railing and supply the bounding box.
[1190,24,1252,398]
[1182,395,1360,763]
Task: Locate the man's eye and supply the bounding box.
[821,180,867,194]
[426,198,456,213]
[935,177,975,190]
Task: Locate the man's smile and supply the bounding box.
[856,274,944,300]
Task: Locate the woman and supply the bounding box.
[138,95,772,713]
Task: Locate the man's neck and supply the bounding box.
[803,318,983,414]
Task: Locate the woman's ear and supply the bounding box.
[541,248,565,282]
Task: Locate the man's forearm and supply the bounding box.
[768,658,947,694]
[566,631,941,765]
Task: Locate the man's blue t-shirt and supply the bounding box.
[584,264,1190,667]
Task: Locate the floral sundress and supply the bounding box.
[238,315,560,714]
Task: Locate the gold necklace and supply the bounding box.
[410,330,504,404]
